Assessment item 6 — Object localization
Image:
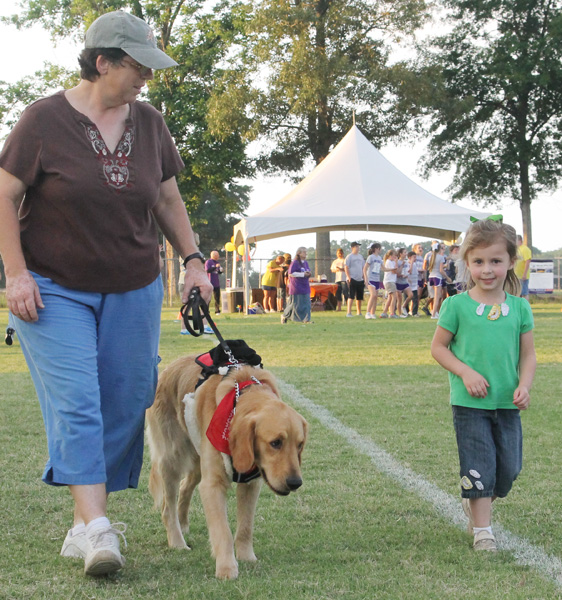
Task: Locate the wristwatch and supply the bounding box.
[183,251,205,268]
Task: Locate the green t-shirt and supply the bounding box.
[438,292,534,409]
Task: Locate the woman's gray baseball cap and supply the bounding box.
[85,11,178,69]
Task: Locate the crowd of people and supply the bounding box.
[325,240,462,320]
[323,237,531,320]
[266,236,532,325]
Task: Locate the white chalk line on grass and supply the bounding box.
[279,380,562,589]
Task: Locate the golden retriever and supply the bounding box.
[146,354,308,580]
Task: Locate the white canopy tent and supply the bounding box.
[232,125,488,304]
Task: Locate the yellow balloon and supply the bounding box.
[225,242,235,252]
[237,244,245,256]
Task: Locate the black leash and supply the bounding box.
[180,288,239,365]
[5,327,15,346]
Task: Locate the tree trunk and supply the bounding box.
[520,198,533,249]
[315,231,332,278]
[519,159,533,248]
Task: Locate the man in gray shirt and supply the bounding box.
[344,242,366,317]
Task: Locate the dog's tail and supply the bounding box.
[146,424,164,510]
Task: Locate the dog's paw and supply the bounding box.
[216,560,238,580]
[236,547,257,562]
[167,536,191,550]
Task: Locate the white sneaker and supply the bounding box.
[346,313,353,318]
[401,308,408,316]
[203,326,214,334]
[84,523,127,576]
[365,313,372,319]
[60,528,88,559]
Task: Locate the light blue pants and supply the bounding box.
[10,273,163,492]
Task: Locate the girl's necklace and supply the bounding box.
[475,302,509,320]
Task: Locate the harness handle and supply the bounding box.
[181,288,238,363]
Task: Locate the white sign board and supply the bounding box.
[529,259,553,294]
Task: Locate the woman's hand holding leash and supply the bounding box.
[182,269,213,305]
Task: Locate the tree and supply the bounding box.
[420,0,562,247]
[1,1,252,254]
[208,0,429,275]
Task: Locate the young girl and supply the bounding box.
[380,249,400,318]
[428,243,447,318]
[396,247,412,317]
[363,242,383,319]
[403,250,419,316]
[431,219,536,552]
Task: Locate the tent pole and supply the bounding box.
[244,238,250,314]
[232,249,237,288]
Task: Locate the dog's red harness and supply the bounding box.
[196,352,262,484]
[206,379,260,453]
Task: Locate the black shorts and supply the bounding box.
[348,278,365,301]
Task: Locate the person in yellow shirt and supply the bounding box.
[261,255,285,312]
[515,235,532,300]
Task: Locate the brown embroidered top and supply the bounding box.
[0,91,184,293]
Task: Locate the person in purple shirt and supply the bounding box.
[205,250,223,314]
[281,246,312,324]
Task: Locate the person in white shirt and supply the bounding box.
[330,248,348,311]
[396,247,413,318]
[403,251,421,316]
[380,249,400,318]
[344,242,366,317]
[428,243,448,319]
[363,242,383,319]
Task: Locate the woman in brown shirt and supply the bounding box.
[0,11,212,576]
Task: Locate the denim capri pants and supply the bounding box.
[452,405,522,499]
[10,272,163,492]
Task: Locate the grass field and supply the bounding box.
[1,302,562,599]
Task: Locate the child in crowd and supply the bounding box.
[454,248,467,293]
[431,218,536,552]
[364,242,383,319]
[415,243,430,315]
[428,242,447,319]
[380,249,399,318]
[445,245,460,297]
[396,247,412,317]
[331,248,348,311]
[423,241,439,315]
[403,251,420,316]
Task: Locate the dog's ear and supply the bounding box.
[229,414,256,473]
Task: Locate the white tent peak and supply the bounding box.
[234,124,489,245]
